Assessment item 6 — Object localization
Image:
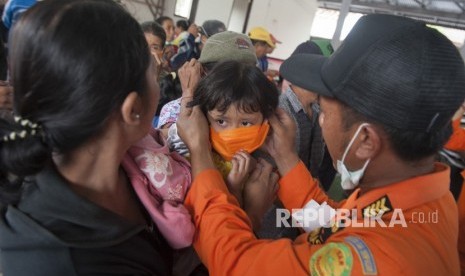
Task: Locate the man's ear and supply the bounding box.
[120,91,142,125]
[355,125,381,160]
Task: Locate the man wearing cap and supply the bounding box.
[248,26,280,73]
[177,14,464,275]
[197,19,226,51]
[279,41,336,192]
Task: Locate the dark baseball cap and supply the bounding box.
[199,20,226,38]
[291,41,323,56]
[280,14,465,132]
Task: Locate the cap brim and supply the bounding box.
[280,54,333,97]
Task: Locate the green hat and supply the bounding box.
[199,31,257,65]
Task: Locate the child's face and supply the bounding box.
[207,103,264,132]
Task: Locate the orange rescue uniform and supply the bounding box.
[459,171,465,275]
[185,161,459,275]
[445,117,465,151]
[444,117,465,275]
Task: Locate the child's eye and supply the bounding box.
[216,119,226,126]
[241,121,253,127]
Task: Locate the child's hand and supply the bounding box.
[226,151,257,207]
[243,158,279,232]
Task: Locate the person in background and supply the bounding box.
[438,102,465,274]
[176,14,465,275]
[0,0,34,120]
[279,40,336,191]
[155,15,175,44]
[141,21,181,127]
[141,21,167,79]
[248,26,278,72]
[197,19,226,51]
[248,26,282,84]
[155,16,176,70]
[0,0,177,274]
[172,19,190,47]
[170,19,199,71]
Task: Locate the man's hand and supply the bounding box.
[242,158,279,233]
[264,108,300,176]
[178,58,201,98]
[176,59,213,176]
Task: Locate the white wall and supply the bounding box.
[141,0,234,29]
[195,0,234,26]
[164,0,192,23]
[128,0,318,60]
[228,0,250,33]
[121,0,187,23]
[121,0,157,22]
[247,0,318,60]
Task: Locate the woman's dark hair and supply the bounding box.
[141,21,166,47]
[0,0,150,204]
[340,102,452,162]
[155,16,173,27]
[176,19,190,31]
[190,60,279,119]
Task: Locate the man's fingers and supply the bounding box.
[258,158,273,176]
[179,97,193,117]
[270,172,279,185]
[276,108,296,130]
[248,162,263,181]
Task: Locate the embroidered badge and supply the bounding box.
[345,236,378,275]
[236,38,250,49]
[310,242,353,276]
[307,221,343,245]
[362,195,392,218]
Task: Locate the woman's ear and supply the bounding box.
[120,91,142,125]
[355,125,381,160]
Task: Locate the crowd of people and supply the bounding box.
[0,0,464,275]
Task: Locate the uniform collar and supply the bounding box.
[342,162,450,214]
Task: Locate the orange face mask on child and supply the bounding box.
[210,122,270,161]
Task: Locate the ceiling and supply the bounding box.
[318,0,465,29]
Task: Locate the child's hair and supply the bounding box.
[190,60,279,119]
[176,19,190,32]
[141,21,166,47]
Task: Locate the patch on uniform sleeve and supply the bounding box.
[344,236,377,275]
[362,195,392,218]
[310,242,353,276]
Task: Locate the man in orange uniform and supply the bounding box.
[444,105,465,275]
[177,14,465,275]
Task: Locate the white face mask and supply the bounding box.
[336,123,371,190]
